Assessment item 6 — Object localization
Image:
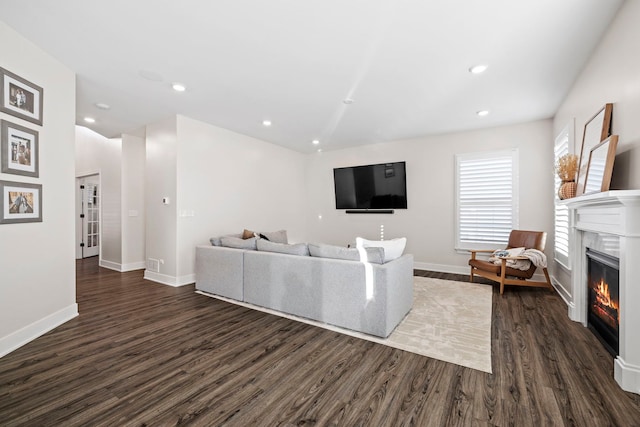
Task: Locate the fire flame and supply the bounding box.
[594,279,619,323]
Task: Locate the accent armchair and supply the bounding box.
[468,230,553,294]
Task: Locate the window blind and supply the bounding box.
[554,128,570,267]
[455,150,518,249]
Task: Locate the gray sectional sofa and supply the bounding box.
[195,241,414,338]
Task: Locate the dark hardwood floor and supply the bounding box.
[1,258,639,426]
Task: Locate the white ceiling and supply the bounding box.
[0,0,623,153]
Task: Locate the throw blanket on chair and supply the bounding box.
[489,248,547,271]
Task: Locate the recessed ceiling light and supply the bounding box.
[312,139,320,145]
[477,110,490,117]
[317,148,322,153]
[172,83,186,92]
[84,117,96,123]
[262,120,272,126]
[469,64,488,74]
[95,102,110,110]
[343,98,354,105]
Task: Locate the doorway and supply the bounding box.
[76,174,100,259]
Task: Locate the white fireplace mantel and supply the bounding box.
[564,190,640,394]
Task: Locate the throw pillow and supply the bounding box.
[242,229,256,239]
[260,229,288,244]
[308,243,385,265]
[221,236,257,250]
[256,239,309,256]
[356,237,406,263]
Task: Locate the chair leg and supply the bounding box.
[470,266,474,283]
[500,259,507,295]
[542,268,553,290]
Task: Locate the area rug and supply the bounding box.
[196,276,493,373]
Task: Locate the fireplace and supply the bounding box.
[564,190,640,394]
[586,248,620,355]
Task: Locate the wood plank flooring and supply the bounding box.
[1,258,639,426]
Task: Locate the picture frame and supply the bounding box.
[0,180,42,224]
[576,103,612,195]
[583,135,618,195]
[0,67,44,126]
[1,120,39,177]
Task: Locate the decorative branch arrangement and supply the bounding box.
[556,153,579,182]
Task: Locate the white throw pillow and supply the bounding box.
[356,237,407,263]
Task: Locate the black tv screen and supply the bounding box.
[334,162,407,209]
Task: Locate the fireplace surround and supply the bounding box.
[564,190,640,394]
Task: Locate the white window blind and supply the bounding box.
[554,127,570,268]
[455,149,519,250]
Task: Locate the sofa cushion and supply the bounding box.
[210,233,242,246]
[220,236,257,250]
[257,239,309,256]
[260,230,288,244]
[356,237,406,263]
[308,243,385,264]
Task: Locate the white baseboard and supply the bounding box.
[99,259,121,272]
[144,270,194,287]
[121,261,146,272]
[99,259,145,272]
[615,357,640,394]
[551,275,572,307]
[0,303,78,358]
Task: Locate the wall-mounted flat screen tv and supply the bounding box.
[333,161,407,209]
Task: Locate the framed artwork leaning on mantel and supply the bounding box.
[576,103,613,195]
[583,135,618,195]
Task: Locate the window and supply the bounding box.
[455,149,519,250]
[554,125,571,268]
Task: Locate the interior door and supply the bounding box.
[78,175,100,258]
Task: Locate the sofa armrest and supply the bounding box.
[195,245,245,300]
[373,254,414,337]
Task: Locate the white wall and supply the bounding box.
[552,0,640,300]
[121,132,146,270]
[144,117,178,284]
[0,22,77,357]
[75,126,122,269]
[143,115,307,285]
[305,120,554,273]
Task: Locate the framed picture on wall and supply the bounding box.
[1,120,39,177]
[0,180,42,224]
[0,67,44,126]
